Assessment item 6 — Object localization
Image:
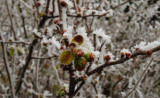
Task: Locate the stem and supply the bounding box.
[125,58,153,98]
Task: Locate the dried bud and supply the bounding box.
[146,50,152,56]
[45,63,50,69]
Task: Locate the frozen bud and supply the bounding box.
[49,10,53,15]
[43,42,47,46]
[84,52,95,62]
[61,30,66,35]
[48,41,52,45]
[77,12,81,16]
[8,38,12,42]
[60,46,64,50]
[104,55,111,61]
[146,50,152,56]
[121,52,125,58]
[44,28,48,35]
[82,75,87,80]
[36,1,41,6]
[73,49,84,57]
[60,1,68,7]
[78,7,81,12]
[125,53,131,58]
[54,19,59,24]
[69,42,77,49]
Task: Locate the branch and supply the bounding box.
[87,45,160,76]
[15,39,38,95]
[38,0,50,28]
[32,54,58,59]
[0,41,30,45]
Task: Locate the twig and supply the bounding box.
[38,0,50,28]
[0,33,15,98]
[32,54,58,59]
[57,0,63,32]
[15,39,38,94]
[73,80,85,96]
[125,58,153,98]
[0,41,30,45]
[4,0,17,40]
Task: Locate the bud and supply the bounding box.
[125,52,131,58]
[61,30,66,35]
[60,1,68,7]
[146,50,152,56]
[44,28,48,35]
[82,75,87,80]
[74,57,87,71]
[43,42,47,46]
[121,52,125,58]
[54,19,59,24]
[49,10,53,15]
[69,42,77,49]
[36,1,41,6]
[60,46,64,50]
[104,55,111,61]
[73,49,84,57]
[84,52,95,62]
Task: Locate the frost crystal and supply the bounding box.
[133,40,160,51]
[93,28,111,44]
